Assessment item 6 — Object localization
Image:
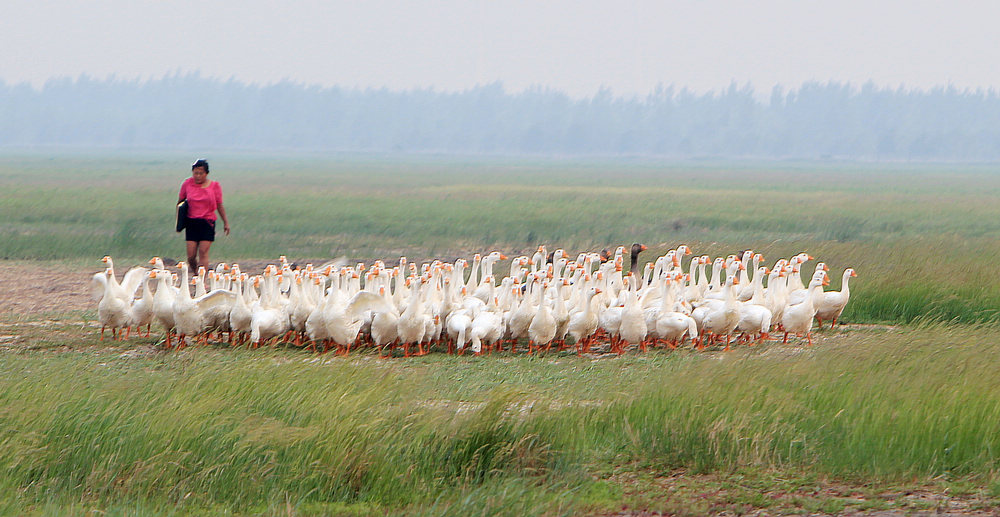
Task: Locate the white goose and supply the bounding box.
[618,276,649,353]
[814,268,857,328]
[446,307,474,353]
[397,278,431,357]
[697,275,740,350]
[228,275,253,346]
[127,271,155,338]
[781,271,828,345]
[788,262,829,306]
[370,286,400,355]
[654,276,698,348]
[568,287,602,355]
[526,281,557,354]
[97,269,130,341]
[507,278,537,347]
[173,263,236,348]
[91,255,147,304]
[469,303,504,355]
[552,279,571,348]
[735,266,773,343]
[150,269,178,347]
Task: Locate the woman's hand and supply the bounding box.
[224,224,231,236]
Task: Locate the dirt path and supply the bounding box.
[0,262,97,315]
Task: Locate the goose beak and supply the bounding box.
[500,254,508,260]
[822,278,830,286]
[640,245,648,251]
[850,271,858,277]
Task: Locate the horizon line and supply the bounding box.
[3,72,999,100]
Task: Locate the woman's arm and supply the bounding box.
[218,204,230,236]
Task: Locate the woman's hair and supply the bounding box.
[191,159,210,173]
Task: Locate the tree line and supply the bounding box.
[2,73,999,160]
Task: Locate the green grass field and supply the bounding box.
[3,153,1000,324]
[1,153,1000,515]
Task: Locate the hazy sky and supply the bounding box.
[4,0,1000,97]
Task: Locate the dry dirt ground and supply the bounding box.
[1,262,998,516]
[0,262,95,315]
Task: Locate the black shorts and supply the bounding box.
[185,218,216,242]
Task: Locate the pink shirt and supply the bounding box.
[179,177,223,221]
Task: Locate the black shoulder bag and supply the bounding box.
[175,199,189,232]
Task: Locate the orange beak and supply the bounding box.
[500,254,509,260]
[850,271,858,277]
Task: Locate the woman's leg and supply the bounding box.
[197,241,212,271]
[186,241,199,271]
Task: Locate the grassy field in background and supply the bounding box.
[1,152,999,324]
[2,153,1000,515]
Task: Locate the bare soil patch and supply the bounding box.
[0,262,96,315]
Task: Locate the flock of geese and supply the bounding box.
[91,244,856,356]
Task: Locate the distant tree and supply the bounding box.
[1,75,1000,160]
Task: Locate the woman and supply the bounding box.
[178,159,230,272]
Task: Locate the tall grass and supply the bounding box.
[1,324,998,514]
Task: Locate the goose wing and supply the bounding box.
[346,291,396,318]
[90,272,107,301]
[194,289,237,312]
[120,267,150,299]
